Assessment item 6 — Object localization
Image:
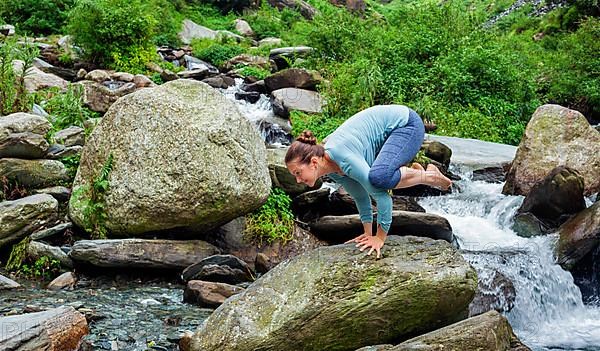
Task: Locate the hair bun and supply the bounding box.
[296,130,317,145]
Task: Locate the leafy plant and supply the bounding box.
[0,37,38,115]
[18,256,61,280]
[191,38,245,67]
[235,65,271,80]
[0,0,75,35]
[35,84,99,135]
[245,187,295,245]
[60,154,80,179]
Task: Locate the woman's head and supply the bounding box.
[285,130,325,187]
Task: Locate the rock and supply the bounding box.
[184,55,219,73]
[0,24,15,36]
[0,158,70,188]
[40,66,78,81]
[310,211,454,244]
[223,54,273,72]
[83,117,102,131]
[374,311,530,351]
[422,140,452,167]
[133,74,154,88]
[242,80,267,94]
[0,194,58,248]
[33,186,71,203]
[30,222,72,240]
[257,119,292,146]
[329,0,365,13]
[264,68,322,92]
[28,240,74,269]
[469,270,516,317]
[47,272,76,290]
[0,274,20,289]
[269,46,314,70]
[76,80,138,113]
[514,166,586,237]
[254,252,271,274]
[472,166,507,183]
[0,132,49,159]
[179,19,218,44]
[267,147,322,195]
[177,68,211,79]
[183,280,245,307]
[235,91,261,103]
[259,37,283,47]
[503,104,600,196]
[13,60,68,92]
[85,69,110,82]
[46,144,83,159]
[188,236,477,351]
[182,254,254,283]
[271,87,324,117]
[425,134,516,169]
[69,80,270,236]
[0,112,51,136]
[0,306,88,350]
[76,68,87,80]
[110,72,134,82]
[202,75,236,89]
[555,200,600,270]
[53,126,85,146]
[234,19,254,36]
[267,0,317,19]
[70,239,221,269]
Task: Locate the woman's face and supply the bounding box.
[286,158,319,187]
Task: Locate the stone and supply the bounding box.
[0,274,20,289]
[40,66,78,81]
[30,222,72,240]
[0,112,52,136]
[202,75,236,89]
[425,134,516,169]
[0,158,70,188]
[267,0,317,19]
[188,236,477,351]
[235,91,261,103]
[70,239,221,269]
[0,194,58,249]
[472,166,507,183]
[179,19,218,44]
[28,240,74,269]
[182,254,254,283]
[267,146,322,195]
[76,80,137,113]
[85,69,111,82]
[183,280,245,308]
[184,55,219,73]
[0,24,15,36]
[110,72,134,82]
[242,80,267,94]
[269,46,314,70]
[76,68,87,80]
[69,80,271,236]
[271,87,324,117]
[503,104,600,196]
[258,37,283,47]
[133,74,154,88]
[0,132,49,159]
[47,272,76,290]
[234,19,254,36]
[177,68,211,79]
[47,144,83,159]
[310,211,454,244]
[53,126,85,146]
[422,140,452,167]
[223,54,273,72]
[264,68,323,92]
[555,200,600,270]
[13,60,68,92]
[469,270,516,317]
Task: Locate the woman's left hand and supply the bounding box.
[356,235,385,258]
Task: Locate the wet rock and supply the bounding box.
[472,166,507,183]
[184,55,219,73]
[271,87,323,118]
[422,140,452,167]
[269,46,314,70]
[53,126,85,146]
[361,311,529,351]
[69,79,270,236]
[183,280,245,307]
[70,239,221,269]
[188,236,476,351]
[85,69,110,82]
[503,104,600,196]
[179,19,243,45]
[13,60,68,92]
[0,194,58,249]
[223,54,273,72]
[235,90,261,103]
[182,254,254,283]
[110,72,134,82]
[264,68,323,92]
[267,147,321,195]
[202,75,236,89]
[0,158,70,188]
[310,211,454,244]
[0,274,20,289]
[0,306,88,350]
[177,67,211,79]
[33,186,71,203]
[47,272,77,290]
[555,200,600,270]
[242,80,267,94]
[76,80,137,113]
[30,222,72,240]
[469,270,516,317]
[28,240,74,268]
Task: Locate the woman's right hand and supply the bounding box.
[344,232,372,244]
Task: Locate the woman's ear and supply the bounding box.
[310,156,319,167]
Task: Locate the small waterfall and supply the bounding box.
[419,167,600,351]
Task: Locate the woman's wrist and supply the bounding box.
[362,222,373,235]
[376,225,387,240]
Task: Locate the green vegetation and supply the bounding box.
[245,187,295,245]
[5,236,30,272]
[236,65,271,79]
[35,85,99,136]
[7,240,62,280]
[0,37,37,115]
[191,37,245,67]
[0,0,75,35]
[60,154,81,179]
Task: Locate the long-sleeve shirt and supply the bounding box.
[324,105,410,232]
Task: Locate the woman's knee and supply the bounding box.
[368,168,399,189]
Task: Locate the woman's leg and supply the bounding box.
[395,163,452,190]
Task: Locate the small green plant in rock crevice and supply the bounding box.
[70,153,114,239]
[244,187,295,245]
[5,236,30,272]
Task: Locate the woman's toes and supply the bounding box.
[411,162,425,171]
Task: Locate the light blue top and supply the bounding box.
[324,105,410,232]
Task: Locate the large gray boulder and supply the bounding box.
[504,104,600,196]
[555,200,600,270]
[69,79,270,236]
[188,236,477,351]
[0,112,52,158]
[270,88,324,118]
[0,158,70,189]
[0,194,58,249]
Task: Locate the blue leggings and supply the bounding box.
[368,109,425,189]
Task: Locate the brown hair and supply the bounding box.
[285,130,325,165]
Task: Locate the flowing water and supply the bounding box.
[419,167,600,351]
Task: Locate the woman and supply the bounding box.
[285,105,452,258]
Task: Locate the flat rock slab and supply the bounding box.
[69,239,221,269]
[0,274,20,289]
[425,134,516,169]
[0,158,70,189]
[0,194,58,249]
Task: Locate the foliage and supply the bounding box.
[245,187,295,245]
[180,2,237,30]
[235,65,271,80]
[60,154,80,179]
[242,3,303,39]
[18,256,61,281]
[0,37,37,115]
[67,0,159,69]
[191,37,245,67]
[0,0,75,35]
[5,236,30,272]
[35,85,99,136]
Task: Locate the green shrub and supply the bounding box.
[191,38,244,66]
[35,85,99,135]
[245,187,294,245]
[243,3,303,39]
[0,37,37,115]
[0,0,75,35]
[236,65,271,79]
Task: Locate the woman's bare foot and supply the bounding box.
[426,164,452,190]
[411,162,425,171]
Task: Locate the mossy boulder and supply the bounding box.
[0,194,58,249]
[68,79,270,236]
[555,200,600,270]
[0,158,70,189]
[503,104,600,196]
[188,236,477,351]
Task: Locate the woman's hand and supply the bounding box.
[344,233,372,244]
[344,232,386,258]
